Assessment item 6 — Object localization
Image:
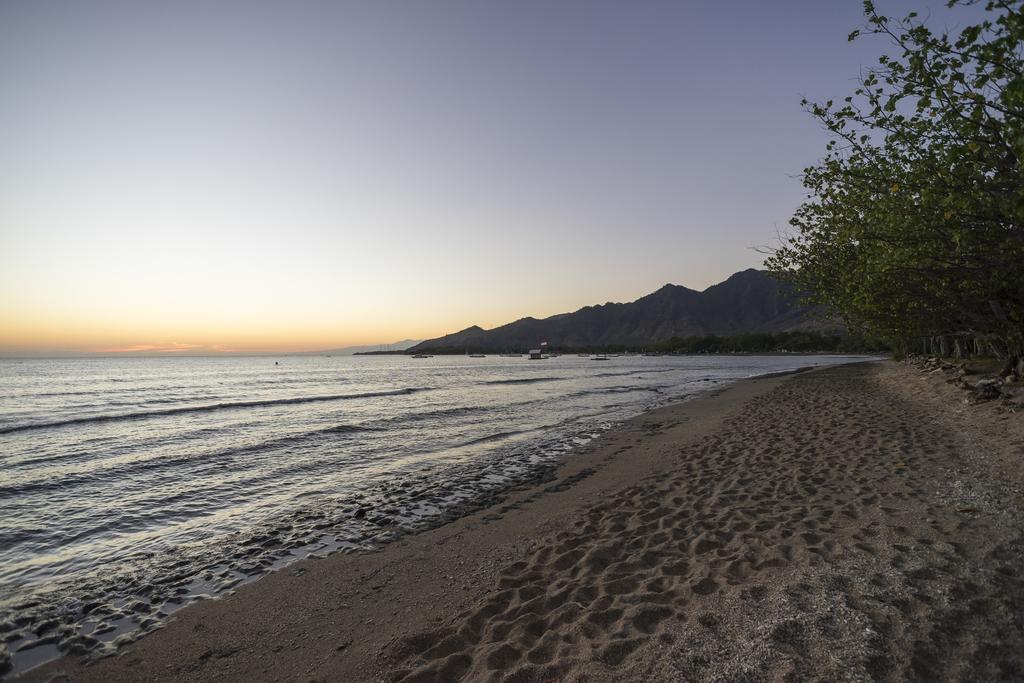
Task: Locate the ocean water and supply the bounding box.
[0,353,864,675]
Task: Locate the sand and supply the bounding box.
[24,361,1024,682]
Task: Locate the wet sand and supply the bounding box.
[25,361,1024,681]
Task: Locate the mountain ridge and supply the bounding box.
[410,270,838,352]
[313,339,422,355]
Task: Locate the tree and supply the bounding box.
[766,0,1024,376]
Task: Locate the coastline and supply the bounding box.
[23,360,1024,681]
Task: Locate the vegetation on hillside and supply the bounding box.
[766,1,1024,377]
[647,331,886,354]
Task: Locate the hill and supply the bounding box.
[311,339,422,356]
[409,270,839,353]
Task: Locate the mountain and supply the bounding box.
[410,270,838,352]
[315,339,422,355]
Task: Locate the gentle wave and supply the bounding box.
[380,404,492,424]
[315,424,381,435]
[452,429,530,448]
[481,377,562,386]
[564,385,655,399]
[0,388,428,436]
[594,368,679,378]
[0,421,384,499]
[237,422,383,454]
[23,384,201,399]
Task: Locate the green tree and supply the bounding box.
[766,0,1024,376]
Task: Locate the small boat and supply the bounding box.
[469,354,486,358]
[528,349,547,360]
[591,354,609,361]
[411,354,431,359]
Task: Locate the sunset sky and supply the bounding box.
[0,1,969,355]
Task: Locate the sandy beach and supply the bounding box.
[25,360,1024,682]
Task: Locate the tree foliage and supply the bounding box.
[766,1,1024,370]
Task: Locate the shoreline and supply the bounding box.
[2,359,847,679]
[23,360,1024,680]
[8,356,864,675]
[19,364,813,681]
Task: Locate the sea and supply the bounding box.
[0,353,865,676]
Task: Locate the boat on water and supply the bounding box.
[591,353,609,361]
[469,354,486,358]
[411,354,431,359]
[528,349,549,360]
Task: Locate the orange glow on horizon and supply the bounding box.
[0,262,756,355]
[90,342,206,354]
[0,309,564,355]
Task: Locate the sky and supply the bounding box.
[0,0,981,355]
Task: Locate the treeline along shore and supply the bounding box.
[766,2,1024,380]
[370,331,886,356]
